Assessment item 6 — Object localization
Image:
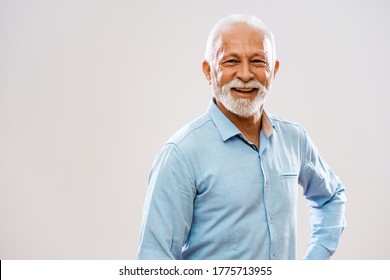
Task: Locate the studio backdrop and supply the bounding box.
[1,0,389,259]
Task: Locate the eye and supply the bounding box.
[222,59,239,66]
[252,59,266,65]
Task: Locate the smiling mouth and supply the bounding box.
[232,87,258,94]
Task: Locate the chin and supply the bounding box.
[225,98,262,117]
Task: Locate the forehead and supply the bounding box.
[218,24,270,55]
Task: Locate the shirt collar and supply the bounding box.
[261,110,274,138]
[207,99,275,142]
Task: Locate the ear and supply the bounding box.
[202,60,211,84]
[273,60,280,77]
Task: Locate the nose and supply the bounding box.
[236,61,254,82]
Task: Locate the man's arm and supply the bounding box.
[137,143,196,259]
[298,127,347,260]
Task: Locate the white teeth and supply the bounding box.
[235,88,255,92]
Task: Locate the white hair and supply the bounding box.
[205,14,276,70]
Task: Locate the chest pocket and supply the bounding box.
[280,170,299,187]
[281,172,298,179]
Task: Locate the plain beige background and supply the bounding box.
[1,0,389,259]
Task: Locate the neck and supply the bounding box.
[215,99,262,147]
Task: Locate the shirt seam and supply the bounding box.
[167,142,197,193]
[268,116,303,128]
[298,124,306,169]
[169,117,214,146]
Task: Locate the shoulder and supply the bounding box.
[267,113,306,135]
[267,114,316,155]
[166,113,215,146]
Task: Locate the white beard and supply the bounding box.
[211,73,270,118]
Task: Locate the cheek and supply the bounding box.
[218,70,236,87]
[255,69,271,86]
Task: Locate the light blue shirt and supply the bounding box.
[137,100,346,260]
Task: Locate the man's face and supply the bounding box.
[206,24,278,117]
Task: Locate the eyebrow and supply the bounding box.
[221,52,268,60]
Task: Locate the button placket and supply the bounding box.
[265,180,269,191]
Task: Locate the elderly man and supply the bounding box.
[137,14,346,260]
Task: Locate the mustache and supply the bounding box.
[223,79,265,90]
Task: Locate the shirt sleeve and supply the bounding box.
[137,143,196,260]
[298,126,347,260]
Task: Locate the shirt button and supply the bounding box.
[270,217,274,224]
[272,254,276,260]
